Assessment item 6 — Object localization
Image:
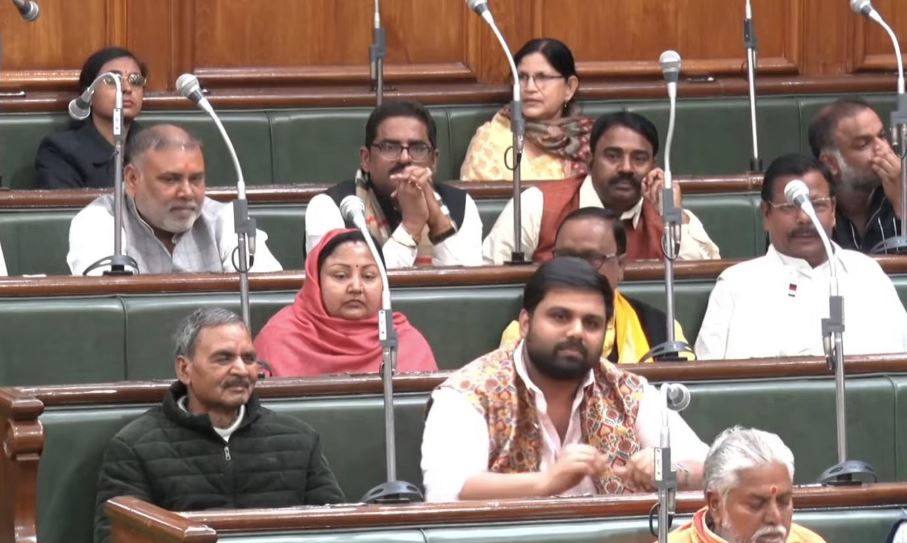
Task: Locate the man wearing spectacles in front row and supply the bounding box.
[696,153,907,360]
[499,206,691,363]
[305,101,483,268]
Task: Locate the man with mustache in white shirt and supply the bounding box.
[67,123,282,275]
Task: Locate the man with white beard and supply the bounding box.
[67,123,282,275]
[667,427,827,543]
[809,98,903,252]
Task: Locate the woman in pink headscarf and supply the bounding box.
[255,228,437,376]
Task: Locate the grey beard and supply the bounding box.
[838,158,881,193]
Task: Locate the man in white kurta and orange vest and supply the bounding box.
[420,256,708,501]
[668,427,827,543]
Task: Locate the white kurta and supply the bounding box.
[482,175,721,265]
[420,343,708,502]
[695,244,907,359]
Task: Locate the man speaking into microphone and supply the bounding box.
[696,153,907,359]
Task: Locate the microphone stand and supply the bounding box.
[744,0,763,173]
[369,0,386,105]
[476,7,525,264]
[869,11,907,254]
[199,100,255,328]
[798,209,876,485]
[358,226,423,504]
[650,384,686,543]
[83,73,138,276]
[640,60,694,362]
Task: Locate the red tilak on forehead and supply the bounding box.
[770,484,778,496]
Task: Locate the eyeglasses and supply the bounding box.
[767,197,833,215]
[370,141,433,161]
[517,73,564,88]
[101,72,147,88]
[553,250,620,269]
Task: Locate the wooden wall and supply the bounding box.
[0,0,905,99]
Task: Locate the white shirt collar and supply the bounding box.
[577,174,644,228]
[768,241,850,275]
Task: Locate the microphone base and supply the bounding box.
[361,480,424,504]
[818,460,877,486]
[870,235,907,255]
[102,267,134,277]
[506,252,527,265]
[749,157,763,173]
[640,341,695,363]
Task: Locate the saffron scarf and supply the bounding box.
[254,228,438,377]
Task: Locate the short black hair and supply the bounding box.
[522,257,614,324]
[761,153,835,203]
[589,112,660,158]
[556,207,627,256]
[513,38,578,79]
[807,97,873,158]
[364,100,438,149]
[79,46,148,93]
[317,230,385,273]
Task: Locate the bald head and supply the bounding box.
[127,123,203,168]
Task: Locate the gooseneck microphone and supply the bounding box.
[639,50,694,363]
[467,0,526,264]
[176,73,256,329]
[11,0,39,22]
[851,0,903,95]
[653,381,691,543]
[342,194,423,504]
[784,178,874,485]
[68,72,120,121]
[664,383,691,412]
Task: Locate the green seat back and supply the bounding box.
[684,192,764,259]
[140,112,273,186]
[0,113,70,189]
[249,204,306,270]
[0,297,125,385]
[0,209,77,275]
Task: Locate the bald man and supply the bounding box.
[67,123,282,275]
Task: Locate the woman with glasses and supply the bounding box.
[460,38,593,182]
[35,47,148,189]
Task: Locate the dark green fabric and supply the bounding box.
[0,114,69,189]
[0,209,75,275]
[93,382,344,543]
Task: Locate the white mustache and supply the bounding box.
[752,524,787,542]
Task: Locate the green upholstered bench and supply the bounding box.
[0,209,76,275]
[1,270,906,385]
[25,373,907,543]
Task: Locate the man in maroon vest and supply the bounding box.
[482,112,720,263]
[421,257,707,502]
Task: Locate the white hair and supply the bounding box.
[703,426,795,502]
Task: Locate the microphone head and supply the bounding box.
[783,179,811,206]
[176,73,204,103]
[659,50,682,83]
[850,0,874,16]
[22,1,39,21]
[466,0,488,13]
[339,195,367,225]
[68,98,91,121]
[665,383,691,412]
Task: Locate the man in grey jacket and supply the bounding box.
[93,308,344,543]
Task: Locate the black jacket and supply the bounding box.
[93,381,344,543]
[35,120,142,189]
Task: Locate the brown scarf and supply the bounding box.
[500,104,594,177]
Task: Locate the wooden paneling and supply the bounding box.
[0,0,905,98]
[853,0,907,73]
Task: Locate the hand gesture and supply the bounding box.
[871,139,904,219]
[539,444,610,496]
[612,447,657,492]
[391,165,432,237]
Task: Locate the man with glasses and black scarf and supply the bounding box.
[305,100,483,268]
